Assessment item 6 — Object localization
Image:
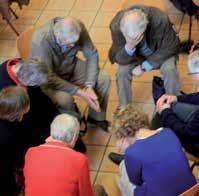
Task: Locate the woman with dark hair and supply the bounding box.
[0,86,30,195]
[112,104,196,196]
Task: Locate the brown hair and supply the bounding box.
[0,86,30,122]
[111,104,150,139]
[17,58,49,86]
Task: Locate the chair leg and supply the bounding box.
[9,7,18,19]
[5,19,19,36]
[191,162,199,171]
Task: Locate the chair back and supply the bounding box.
[180,183,199,196]
[16,26,35,58]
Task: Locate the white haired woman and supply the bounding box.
[24,113,107,196]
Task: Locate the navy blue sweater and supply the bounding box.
[125,129,196,196]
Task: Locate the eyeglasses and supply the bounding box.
[188,72,199,75]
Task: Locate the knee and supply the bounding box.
[53,91,74,108]
[97,70,111,91]
[116,66,132,80]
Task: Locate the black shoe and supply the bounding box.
[74,137,87,153]
[87,117,110,132]
[152,76,165,104]
[108,152,124,165]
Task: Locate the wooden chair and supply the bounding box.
[16,26,35,58]
[185,151,199,171]
[180,183,199,196]
[16,27,88,134]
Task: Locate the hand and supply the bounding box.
[132,65,144,76]
[76,88,101,112]
[125,34,144,49]
[116,138,131,154]
[157,94,177,107]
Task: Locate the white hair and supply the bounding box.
[120,9,148,39]
[53,17,81,43]
[188,49,199,74]
[50,114,80,143]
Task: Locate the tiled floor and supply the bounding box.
[1,0,199,195]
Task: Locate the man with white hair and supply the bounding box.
[30,17,110,131]
[24,114,107,196]
[109,5,181,106]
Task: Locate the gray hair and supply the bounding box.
[53,17,81,44]
[50,114,80,143]
[188,49,199,74]
[17,58,48,86]
[120,9,148,39]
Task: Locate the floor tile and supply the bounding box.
[21,0,48,10]
[83,127,111,145]
[0,24,32,40]
[100,0,123,12]
[179,30,199,43]
[45,0,75,10]
[0,40,17,56]
[36,11,68,26]
[90,171,97,184]
[95,172,121,196]
[0,57,8,64]
[100,146,119,173]
[95,43,110,62]
[90,27,112,44]
[73,0,103,11]
[104,61,117,81]
[109,134,117,146]
[181,84,196,94]
[93,12,116,27]
[107,101,119,121]
[13,10,41,25]
[69,11,96,29]
[86,145,106,171]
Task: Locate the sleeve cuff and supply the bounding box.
[141,61,153,71]
[125,44,136,56]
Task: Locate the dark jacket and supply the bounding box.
[109,5,180,68]
[30,17,99,95]
[161,92,199,140]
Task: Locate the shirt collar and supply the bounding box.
[6,58,21,86]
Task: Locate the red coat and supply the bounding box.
[24,141,94,196]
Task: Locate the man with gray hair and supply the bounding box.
[30,17,110,131]
[109,5,181,106]
[24,114,108,196]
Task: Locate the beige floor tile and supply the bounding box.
[100,146,119,173]
[0,24,32,40]
[0,40,17,56]
[73,0,103,11]
[95,43,110,62]
[90,171,97,184]
[95,172,121,196]
[22,0,48,10]
[100,0,123,12]
[181,84,196,94]
[69,11,96,29]
[86,145,106,171]
[36,11,68,26]
[13,10,41,25]
[134,70,161,82]
[109,134,117,146]
[133,82,153,103]
[45,0,75,10]
[93,12,116,27]
[83,127,111,145]
[107,101,118,121]
[90,27,112,44]
[179,30,199,43]
[0,57,8,63]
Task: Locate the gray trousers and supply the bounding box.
[43,60,111,121]
[116,57,180,105]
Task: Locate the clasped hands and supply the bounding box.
[77,87,101,112]
[156,94,177,114]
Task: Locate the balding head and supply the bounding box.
[53,17,81,47]
[120,9,148,39]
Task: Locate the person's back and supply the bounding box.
[125,128,196,196]
[24,141,94,196]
